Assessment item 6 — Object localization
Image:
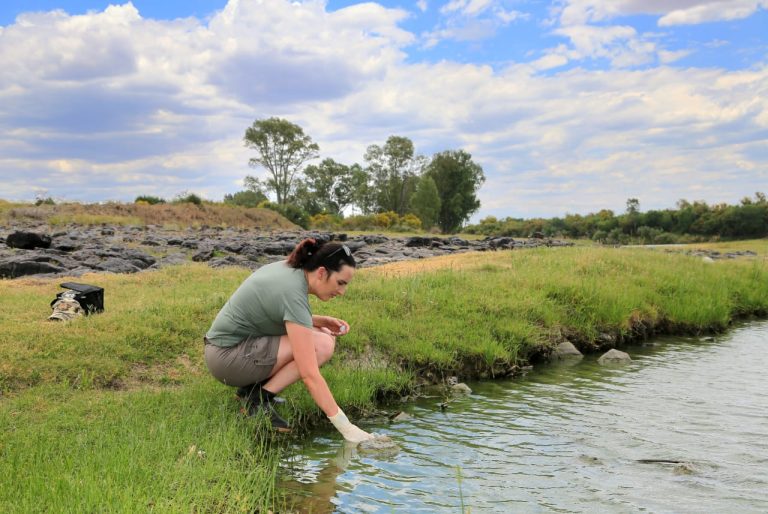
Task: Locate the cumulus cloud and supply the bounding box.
[0,0,766,219]
[423,0,527,47]
[557,0,768,26]
[546,1,766,70]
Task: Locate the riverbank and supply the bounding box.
[1,243,767,511]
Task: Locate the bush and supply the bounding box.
[34,197,55,206]
[223,190,267,208]
[309,213,342,230]
[259,201,309,229]
[134,195,166,205]
[173,192,203,205]
[653,232,678,244]
[373,211,399,228]
[399,213,423,231]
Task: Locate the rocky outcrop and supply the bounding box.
[0,223,575,279]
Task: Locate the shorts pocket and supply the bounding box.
[241,336,276,366]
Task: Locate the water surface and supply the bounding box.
[282,320,768,513]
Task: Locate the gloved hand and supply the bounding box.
[328,408,374,443]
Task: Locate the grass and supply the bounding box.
[1,243,767,510]
[0,201,297,230]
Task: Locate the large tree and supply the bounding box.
[425,150,485,233]
[364,136,426,215]
[294,158,359,216]
[244,117,319,205]
[409,175,441,229]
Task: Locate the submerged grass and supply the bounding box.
[1,242,767,510]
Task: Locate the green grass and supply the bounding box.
[1,245,767,510]
[0,380,284,513]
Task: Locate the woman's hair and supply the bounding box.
[287,238,356,272]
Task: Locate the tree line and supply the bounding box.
[465,195,768,243]
[228,117,485,233]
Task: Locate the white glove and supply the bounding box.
[328,409,374,443]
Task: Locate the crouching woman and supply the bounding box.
[203,238,373,443]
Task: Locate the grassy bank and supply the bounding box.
[1,243,767,511]
[0,200,297,230]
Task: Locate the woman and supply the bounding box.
[204,238,373,443]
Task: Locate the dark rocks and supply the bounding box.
[0,258,64,278]
[405,236,435,247]
[0,223,577,279]
[192,249,214,262]
[6,231,52,249]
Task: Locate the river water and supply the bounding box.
[281,320,768,513]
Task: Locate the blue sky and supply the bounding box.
[1,0,766,220]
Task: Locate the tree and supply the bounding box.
[244,117,319,205]
[425,150,485,233]
[364,136,426,215]
[409,176,441,229]
[223,190,268,208]
[624,198,641,236]
[298,158,358,216]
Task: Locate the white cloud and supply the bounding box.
[0,0,766,219]
[417,0,428,12]
[425,0,527,47]
[557,0,768,26]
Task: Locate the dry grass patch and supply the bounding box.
[1,201,297,230]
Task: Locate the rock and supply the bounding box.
[701,256,715,263]
[554,341,583,359]
[358,435,399,453]
[390,411,412,422]
[451,382,473,394]
[346,240,367,252]
[405,236,435,247]
[98,258,142,274]
[6,231,52,249]
[0,258,64,278]
[192,249,214,262]
[673,462,696,475]
[597,349,632,365]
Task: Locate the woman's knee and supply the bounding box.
[314,332,336,364]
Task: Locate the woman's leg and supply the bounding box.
[261,329,335,394]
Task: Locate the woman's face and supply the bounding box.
[315,264,355,301]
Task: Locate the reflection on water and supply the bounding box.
[281,320,768,513]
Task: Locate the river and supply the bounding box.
[281,320,768,513]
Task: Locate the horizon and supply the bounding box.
[0,1,766,222]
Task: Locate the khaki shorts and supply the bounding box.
[204,334,281,387]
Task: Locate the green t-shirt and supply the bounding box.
[205,260,313,347]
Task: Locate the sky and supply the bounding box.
[0,0,766,221]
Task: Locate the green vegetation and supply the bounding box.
[240,119,485,232]
[1,244,767,510]
[466,193,768,243]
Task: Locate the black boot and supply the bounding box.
[236,382,284,403]
[244,385,291,431]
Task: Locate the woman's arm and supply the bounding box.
[286,321,373,442]
[286,321,339,416]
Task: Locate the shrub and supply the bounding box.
[309,213,342,230]
[373,211,399,228]
[173,192,203,206]
[259,201,309,229]
[135,195,166,205]
[400,213,423,231]
[34,197,56,206]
